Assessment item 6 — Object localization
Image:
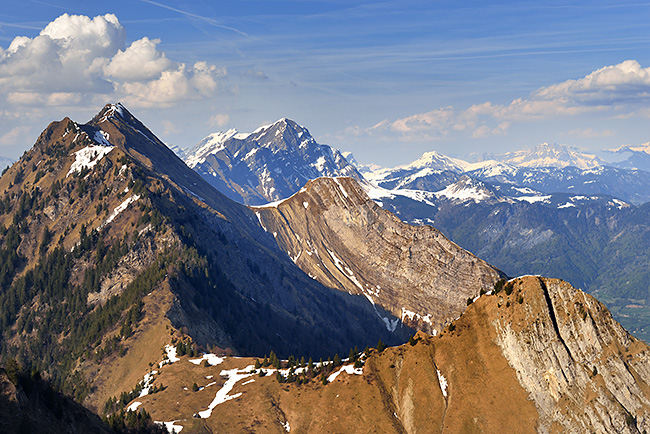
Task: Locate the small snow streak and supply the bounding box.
[103,194,140,226]
[437,369,448,398]
[333,177,349,198]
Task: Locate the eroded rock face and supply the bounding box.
[493,276,650,433]
[255,177,504,334]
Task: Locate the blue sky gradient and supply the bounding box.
[1,1,650,165]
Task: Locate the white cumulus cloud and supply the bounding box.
[104,37,173,82]
[0,13,226,108]
[534,60,650,105]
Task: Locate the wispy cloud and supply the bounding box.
[139,0,248,36]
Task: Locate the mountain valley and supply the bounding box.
[2,104,650,432]
[181,119,650,341]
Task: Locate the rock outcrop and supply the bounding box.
[493,276,650,433]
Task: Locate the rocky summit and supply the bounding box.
[184,118,363,205]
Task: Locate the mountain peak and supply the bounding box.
[184,119,363,205]
[92,102,128,124]
[435,175,498,203]
[406,150,465,172]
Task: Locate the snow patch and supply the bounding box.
[255,211,268,232]
[138,370,158,397]
[159,344,180,367]
[514,195,551,204]
[93,130,112,147]
[103,194,140,226]
[127,401,141,412]
[189,353,225,366]
[313,156,327,172]
[401,308,433,325]
[67,145,114,177]
[155,421,183,433]
[327,364,364,382]
[198,365,256,418]
[333,177,349,198]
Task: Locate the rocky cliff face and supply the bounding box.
[184,118,363,205]
[255,177,504,334]
[493,276,650,433]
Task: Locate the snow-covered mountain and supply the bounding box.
[0,156,13,172]
[364,145,650,205]
[473,142,605,169]
[608,142,650,172]
[182,118,362,205]
[363,151,465,191]
[465,164,650,205]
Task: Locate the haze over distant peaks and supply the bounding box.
[469,142,604,170]
[607,141,650,172]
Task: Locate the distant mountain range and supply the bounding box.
[608,142,650,172]
[0,156,13,172]
[472,142,606,169]
[179,121,650,340]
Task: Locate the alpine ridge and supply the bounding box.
[117,276,650,433]
[184,118,363,205]
[254,176,504,334]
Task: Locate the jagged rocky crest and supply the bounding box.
[184,118,363,205]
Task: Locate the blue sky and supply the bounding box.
[1,1,650,166]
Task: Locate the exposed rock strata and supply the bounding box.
[255,177,504,334]
[493,276,650,433]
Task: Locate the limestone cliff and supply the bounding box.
[493,276,650,433]
[254,177,505,334]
